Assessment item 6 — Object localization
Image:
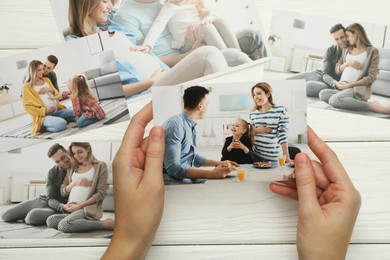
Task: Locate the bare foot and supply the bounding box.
[103,218,114,230]
[370,101,390,114]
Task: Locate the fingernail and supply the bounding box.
[151,126,163,141]
[295,153,309,167]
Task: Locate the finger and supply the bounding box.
[142,126,165,190]
[120,102,153,152]
[308,127,352,185]
[294,153,321,214]
[269,181,298,200]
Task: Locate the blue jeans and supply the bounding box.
[76,115,99,128]
[43,108,75,133]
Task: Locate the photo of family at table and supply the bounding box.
[49,0,271,100]
[0,34,130,139]
[152,80,307,184]
[267,11,390,119]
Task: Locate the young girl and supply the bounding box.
[249,82,291,163]
[221,118,254,164]
[132,0,240,53]
[67,75,106,128]
[46,142,114,233]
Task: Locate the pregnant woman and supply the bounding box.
[46,142,114,233]
[23,60,75,136]
[319,23,390,114]
[249,82,291,163]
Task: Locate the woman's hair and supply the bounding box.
[345,23,372,47]
[67,0,101,37]
[251,82,274,111]
[236,118,255,145]
[26,60,43,85]
[69,142,98,165]
[70,75,98,106]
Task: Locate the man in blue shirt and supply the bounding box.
[163,86,236,184]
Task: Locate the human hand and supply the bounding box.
[336,81,351,90]
[269,127,361,260]
[185,24,200,44]
[66,202,81,213]
[47,92,55,100]
[46,106,56,115]
[102,102,165,260]
[149,68,165,83]
[209,165,234,178]
[130,45,151,53]
[73,177,92,187]
[348,60,363,70]
[38,86,52,94]
[191,33,206,51]
[256,125,272,134]
[201,14,216,24]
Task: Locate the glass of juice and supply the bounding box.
[278,154,286,166]
[237,168,247,181]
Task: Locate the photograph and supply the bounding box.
[0,140,118,242]
[0,32,130,140]
[265,10,390,119]
[1,0,390,259]
[49,0,272,102]
[152,80,307,185]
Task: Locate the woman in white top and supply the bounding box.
[319,23,390,114]
[46,142,114,233]
[132,0,240,53]
[22,60,75,136]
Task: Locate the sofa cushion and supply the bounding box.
[99,51,119,75]
[378,48,390,71]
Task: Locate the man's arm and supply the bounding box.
[46,167,66,212]
[322,46,339,88]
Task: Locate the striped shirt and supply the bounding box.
[249,106,289,162]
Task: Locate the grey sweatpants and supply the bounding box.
[319,88,370,111]
[46,209,104,233]
[1,196,57,225]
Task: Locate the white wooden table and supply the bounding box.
[1,0,390,259]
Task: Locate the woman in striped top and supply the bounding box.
[249,82,291,163]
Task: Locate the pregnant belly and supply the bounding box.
[340,67,362,82]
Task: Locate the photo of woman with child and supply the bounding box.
[153,80,306,184]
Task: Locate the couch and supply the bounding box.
[84,50,124,101]
[372,48,390,97]
[102,161,115,212]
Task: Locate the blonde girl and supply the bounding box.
[68,75,106,128]
[221,118,254,164]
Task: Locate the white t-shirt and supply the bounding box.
[68,166,94,204]
[34,82,57,110]
[340,51,367,82]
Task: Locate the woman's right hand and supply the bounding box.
[255,125,272,134]
[75,177,91,187]
[269,127,361,260]
[46,106,56,115]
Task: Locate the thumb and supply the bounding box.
[143,126,165,187]
[294,153,320,215]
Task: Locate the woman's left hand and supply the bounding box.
[337,81,352,90]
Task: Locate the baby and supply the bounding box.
[221,118,254,164]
